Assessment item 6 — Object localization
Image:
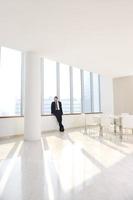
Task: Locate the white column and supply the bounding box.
[24,52,41,141]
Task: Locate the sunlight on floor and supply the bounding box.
[0,141,23,196]
[1,130,133,200]
[53,144,101,192]
[42,130,133,192]
[65,131,126,168]
[0,142,16,160]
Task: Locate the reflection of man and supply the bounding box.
[51,96,64,132]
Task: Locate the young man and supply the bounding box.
[51,96,64,132]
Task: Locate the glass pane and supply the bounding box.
[43,58,57,114]
[60,63,70,113]
[73,67,81,113]
[92,73,100,112]
[0,47,22,116]
[83,71,91,112]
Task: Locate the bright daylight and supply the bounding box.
[0,0,133,200]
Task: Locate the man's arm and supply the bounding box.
[51,102,54,115]
[60,102,63,115]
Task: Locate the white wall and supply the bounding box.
[0,118,24,137]
[0,75,114,138]
[0,115,85,137]
[114,75,133,115]
[100,75,114,114]
[41,114,84,132]
[0,113,102,138]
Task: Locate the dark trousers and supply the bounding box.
[54,110,63,129]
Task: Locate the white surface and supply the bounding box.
[41,114,85,132]
[0,114,101,138]
[1,131,133,200]
[85,114,100,126]
[121,115,133,129]
[100,114,114,127]
[100,76,114,114]
[0,0,133,77]
[114,76,133,115]
[0,115,83,137]
[24,52,41,141]
[0,118,23,137]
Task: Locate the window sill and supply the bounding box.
[0,112,102,119]
[0,116,24,119]
[42,112,102,116]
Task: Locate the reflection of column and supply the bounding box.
[20,141,47,200]
[24,52,41,141]
[20,141,64,200]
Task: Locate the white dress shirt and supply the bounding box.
[55,101,60,110]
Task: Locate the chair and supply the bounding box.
[119,115,133,140]
[84,114,101,137]
[100,114,116,139]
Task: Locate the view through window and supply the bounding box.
[0,47,22,116]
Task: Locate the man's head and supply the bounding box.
[54,96,58,102]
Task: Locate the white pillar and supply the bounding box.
[24,52,41,141]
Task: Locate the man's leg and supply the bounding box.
[55,111,63,131]
[58,114,64,131]
[58,114,63,129]
[55,112,62,129]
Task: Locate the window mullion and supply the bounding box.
[56,62,60,99]
[70,66,73,113]
[90,72,94,112]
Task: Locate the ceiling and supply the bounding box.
[0,0,133,77]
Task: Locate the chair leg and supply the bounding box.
[119,117,123,141]
[99,125,103,137]
[113,118,116,135]
[119,125,123,141]
[84,125,87,135]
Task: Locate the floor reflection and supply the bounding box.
[0,130,133,200]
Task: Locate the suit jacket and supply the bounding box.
[51,101,63,115]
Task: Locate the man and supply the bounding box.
[51,96,64,132]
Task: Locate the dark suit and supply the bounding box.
[51,101,64,131]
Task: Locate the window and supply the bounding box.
[0,50,101,117]
[0,47,22,116]
[72,67,81,113]
[83,71,91,113]
[92,73,101,112]
[43,58,57,114]
[42,57,101,115]
[60,63,70,113]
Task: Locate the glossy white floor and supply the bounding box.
[0,129,133,200]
